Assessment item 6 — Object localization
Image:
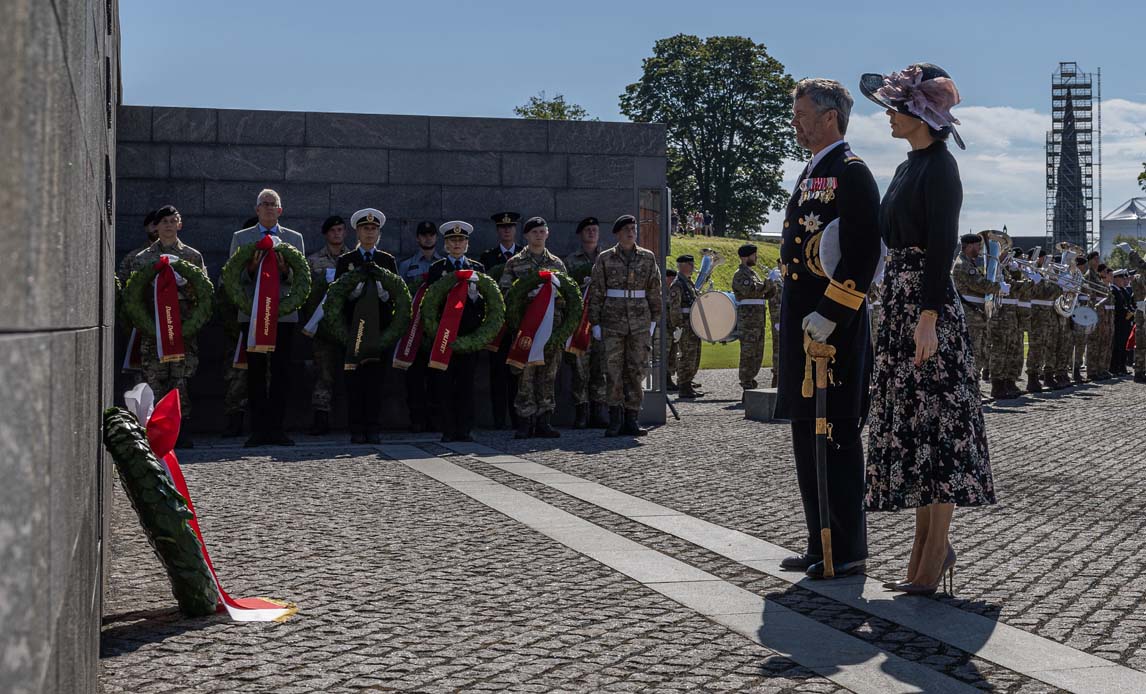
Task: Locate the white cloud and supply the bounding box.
[761,100,1146,239]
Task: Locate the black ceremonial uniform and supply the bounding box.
[479,243,520,428]
[335,247,398,440]
[776,141,881,568]
[428,256,486,441]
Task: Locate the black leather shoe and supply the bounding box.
[779,554,820,571]
[365,431,381,444]
[805,558,866,579]
[440,432,456,443]
[243,433,264,448]
[350,432,367,444]
[269,432,295,446]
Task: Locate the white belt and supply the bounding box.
[1030,299,1054,306]
[1018,301,1031,308]
[606,289,646,299]
[1104,305,1114,310]
[681,307,691,314]
[961,295,985,304]
[740,299,766,305]
[869,301,882,307]
[1077,295,1089,303]
[1000,299,1019,305]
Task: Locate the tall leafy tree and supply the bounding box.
[514,91,593,121]
[621,35,798,236]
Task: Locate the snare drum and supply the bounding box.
[690,291,739,342]
[1071,305,1099,333]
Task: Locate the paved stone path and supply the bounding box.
[100,370,1146,692]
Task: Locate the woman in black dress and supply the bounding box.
[859,64,995,595]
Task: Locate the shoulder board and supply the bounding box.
[844,149,864,164]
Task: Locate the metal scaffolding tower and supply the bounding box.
[1046,62,1101,249]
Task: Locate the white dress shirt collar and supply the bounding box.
[806,139,846,176]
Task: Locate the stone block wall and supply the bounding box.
[0,1,119,693]
[115,106,667,431]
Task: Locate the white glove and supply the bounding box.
[801,311,836,342]
[1029,271,1042,284]
[673,327,683,342]
[649,322,657,337]
[467,277,480,301]
[349,282,364,300]
[591,325,602,341]
[998,281,1011,297]
[375,281,390,302]
[527,287,541,299]
[767,268,781,282]
[1008,260,1020,271]
[1116,242,1132,253]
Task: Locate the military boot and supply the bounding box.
[1025,373,1044,393]
[1003,381,1024,399]
[666,377,679,392]
[514,415,534,439]
[1134,371,1146,383]
[308,410,330,436]
[990,380,1009,399]
[534,412,560,438]
[222,412,244,437]
[604,407,624,437]
[1054,372,1070,389]
[621,410,648,437]
[678,384,700,399]
[589,401,609,428]
[1073,367,1085,384]
[572,403,589,429]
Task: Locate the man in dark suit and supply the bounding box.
[229,189,307,447]
[335,208,397,444]
[776,79,882,579]
[429,221,486,442]
[479,211,521,428]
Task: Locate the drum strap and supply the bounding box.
[740,299,766,305]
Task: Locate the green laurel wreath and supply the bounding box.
[420,272,505,354]
[504,271,583,350]
[102,407,218,617]
[221,241,313,316]
[567,262,593,291]
[123,259,215,338]
[319,265,412,348]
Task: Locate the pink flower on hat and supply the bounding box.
[876,65,962,132]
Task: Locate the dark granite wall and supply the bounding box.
[0,1,119,693]
[114,106,667,431]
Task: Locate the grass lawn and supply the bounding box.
[668,234,778,371]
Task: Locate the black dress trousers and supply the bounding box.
[436,352,478,438]
[790,417,868,563]
[247,323,295,435]
[347,361,385,435]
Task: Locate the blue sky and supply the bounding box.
[122,0,1146,237]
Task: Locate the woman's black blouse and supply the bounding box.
[878,140,963,311]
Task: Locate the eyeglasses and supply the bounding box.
[257,201,279,208]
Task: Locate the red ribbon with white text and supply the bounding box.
[246,236,280,353]
[429,270,472,370]
[152,256,186,362]
[507,271,557,369]
[393,279,429,370]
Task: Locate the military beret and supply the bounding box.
[738,244,757,258]
[154,205,180,221]
[1038,249,1049,257]
[576,217,599,233]
[441,220,473,239]
[351,208,386,228]
[522,216,548,234]
[666,268,678,277]
[1075,257,1087,266]
[321,215,344,233]
[676,254,694,263]
[612,214,637,233]
[1086,250,1100,260]
[143,209,158,226]
[415,220,438,236]
[491,211,521,226]
[960,233,982,245]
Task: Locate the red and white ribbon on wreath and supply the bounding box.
[124,384,297,622]
[122,328,143,372]
[429,270,473,370]
[566,279,593,356]
[231,331,248,369]
[152,255,186,363]
[247,236,281,353]
[507,271,558,369]
[393,279,430,369]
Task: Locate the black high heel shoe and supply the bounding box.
[899,546,957,596]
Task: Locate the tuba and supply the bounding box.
[978,229,1012,320]
[1051,242,1108,328]
[693,248,722,292]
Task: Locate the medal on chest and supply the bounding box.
[798,177,838,205]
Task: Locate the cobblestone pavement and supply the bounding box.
[100,368,1146,692]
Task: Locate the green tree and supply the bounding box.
[514,91,593,121]
[620,35,798,236]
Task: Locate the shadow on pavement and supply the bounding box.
[100,608,223,656]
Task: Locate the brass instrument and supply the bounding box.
[693,248,722,292]
[1048,242,1109,325]
[978,229,1012,320]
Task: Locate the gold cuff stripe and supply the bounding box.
[824,280,865,310]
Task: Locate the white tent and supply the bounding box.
[1099,197,1146,257]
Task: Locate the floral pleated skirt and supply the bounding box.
[865,248,996,512]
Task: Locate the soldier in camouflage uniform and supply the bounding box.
[500,217,568,439]
[588,214,662,437]
[952,234,997,380]
[1067,257,1093,383]
[1084,258,1114,381]
[124,206,207,447]
[665,268,680,389]
[304,216,350,435]
[732,244,776,392]
[563,217,608,428]
[1051,257,1076,388]
[767,259,784,387]
[1026,249,1060,391]
[668,255,702,399]
[987,266,1027,399]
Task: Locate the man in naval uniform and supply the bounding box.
[776,78,881,579]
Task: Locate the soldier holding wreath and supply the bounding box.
[123,205,210,448]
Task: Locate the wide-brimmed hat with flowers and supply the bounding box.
[860,63,965,149]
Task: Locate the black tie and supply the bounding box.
[455,259,462,270]
[365,252,372,263]
[503,250,512,260]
